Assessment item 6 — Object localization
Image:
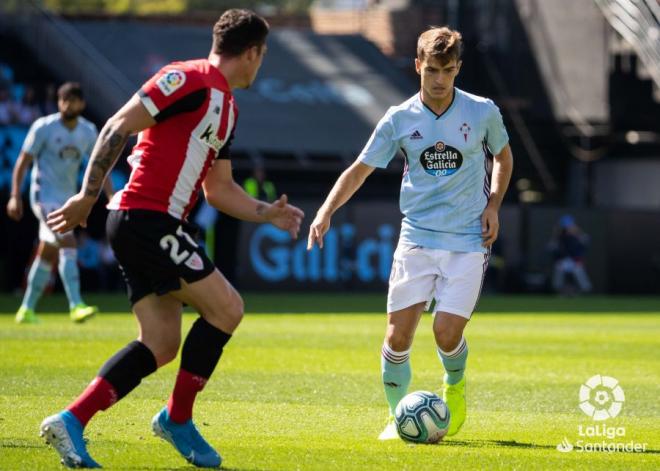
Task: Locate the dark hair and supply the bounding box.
[57,82,84,100]
[417,27,463,65]
[212,9,269,57]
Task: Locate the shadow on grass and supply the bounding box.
[0,438,42,449]
[112,467,267,471]
[1,293,659,315]
[445,438,660,454]
[445,438,556,450]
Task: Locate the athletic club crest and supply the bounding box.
[459,122,471,142]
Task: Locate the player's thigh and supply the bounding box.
[387,243,438,314]
[170,269,243,334]
[434,251,488,320]
[133,293,183,366]
[385,302,426,351]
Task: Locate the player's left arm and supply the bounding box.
[481,143,513,248]
[48,94,156,233]
[202,159,304,239]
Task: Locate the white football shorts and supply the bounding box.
[31,200,67,245]
[387,241,490,319]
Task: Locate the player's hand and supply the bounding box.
[6,195,23,221]
[264,194,305,239]
[307,211,331,250]
[46,192,97,233]
[481,205,499,248]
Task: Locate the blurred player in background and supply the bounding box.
[308,27,513,440]
[6,82,112,324]
[549,214,592,294]
[40,9,303,469]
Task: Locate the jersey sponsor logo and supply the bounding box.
[460,122,471,142]
[419,140,463,176]
[156,70,186,96]
[410,130,423,140]
[59,145,81,160]
[199,123,224,152]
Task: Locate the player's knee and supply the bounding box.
[225,292,244,326]
[204,291,244,333]
[385,331,414,352]
[142,335,180,367]
[433,326,462,352]
[154,342,180,367]
[39,245,59,264]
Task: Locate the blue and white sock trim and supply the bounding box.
[381,342,411,364]
[438,337,467,359]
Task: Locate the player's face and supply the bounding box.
[58,96,85,120]
[243,44,267,89]
[415,56,461,102]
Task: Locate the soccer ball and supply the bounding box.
[395,391,450,443]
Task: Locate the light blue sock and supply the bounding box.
[21,258,52,310]
[381,342,412,416]
[437,337,468,385]
[58,248,82,309]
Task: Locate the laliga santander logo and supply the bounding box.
[165,70,185,88]
[579,375,625,421]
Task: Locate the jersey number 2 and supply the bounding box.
[160,226,199,265]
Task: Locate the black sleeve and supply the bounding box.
[216,128,234,160]
[139,88,207,123]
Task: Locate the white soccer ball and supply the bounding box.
[395,391,450,443]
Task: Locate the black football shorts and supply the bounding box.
[106,209,215,305]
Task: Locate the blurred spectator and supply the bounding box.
[77,231,101,291]
[0,62,13,89]
[99,239,122,291]
[42,83,58,115]
[0,88,12,125]
[484,238,506,293]
[243,164,277,202]
[14,86,41,125]
[549,214,592,294]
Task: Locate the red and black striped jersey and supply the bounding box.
[108,59,237,220]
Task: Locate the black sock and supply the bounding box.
[98,340,157,400]
[180,317,232,378]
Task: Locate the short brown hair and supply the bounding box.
[57,82,84,100]
[417,27,463,64]
[212,9,269,57]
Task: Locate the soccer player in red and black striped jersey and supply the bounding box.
[41,10,303,469]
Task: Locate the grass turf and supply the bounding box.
[0,294,658,470]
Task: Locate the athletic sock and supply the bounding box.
[437,336,468,385]
[67,341,157,426]
[58,248,82,309]
[381,342,411,416]
[21,257,52,310]
[167,317,232,424]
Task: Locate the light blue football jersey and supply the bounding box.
[358,88,509,253]
[22,113,98,204]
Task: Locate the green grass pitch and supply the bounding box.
[0,294,658,470]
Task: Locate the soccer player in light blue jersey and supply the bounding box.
[308,27,513,440]
[6,82,113,324]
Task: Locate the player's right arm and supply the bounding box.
[6,151,34,221]
[47,94,156,233]
[307,161,375,250]
[308,110,397,250]
[7,117,46,221]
